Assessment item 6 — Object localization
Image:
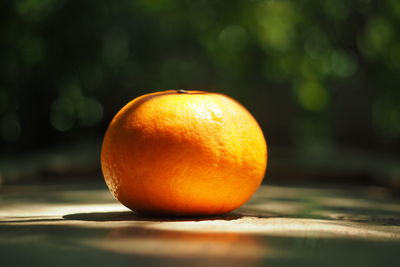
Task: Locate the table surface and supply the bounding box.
[1,183,399,267]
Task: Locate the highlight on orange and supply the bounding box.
[101,90,267,216]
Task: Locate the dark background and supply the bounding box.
[0,0,399,188]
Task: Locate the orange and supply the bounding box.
[101,90,267,216]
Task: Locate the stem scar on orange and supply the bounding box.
[101,90,267,216]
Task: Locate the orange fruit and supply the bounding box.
[101,90,267,216]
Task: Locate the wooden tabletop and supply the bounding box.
[1,183,399,267]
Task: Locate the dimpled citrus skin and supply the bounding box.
[101,90,267,216]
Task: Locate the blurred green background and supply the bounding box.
[0,0,399,186]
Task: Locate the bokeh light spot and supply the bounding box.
[219,25,248,50]
[358,17,393,59]
[329,50,358,77]
[304,28,330,60]
[295,81,329,112]
[387,0,400,17]
[50,98,75,132]
[256,0,299,51]
[14,0,58,22]
[77,97,104,127]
